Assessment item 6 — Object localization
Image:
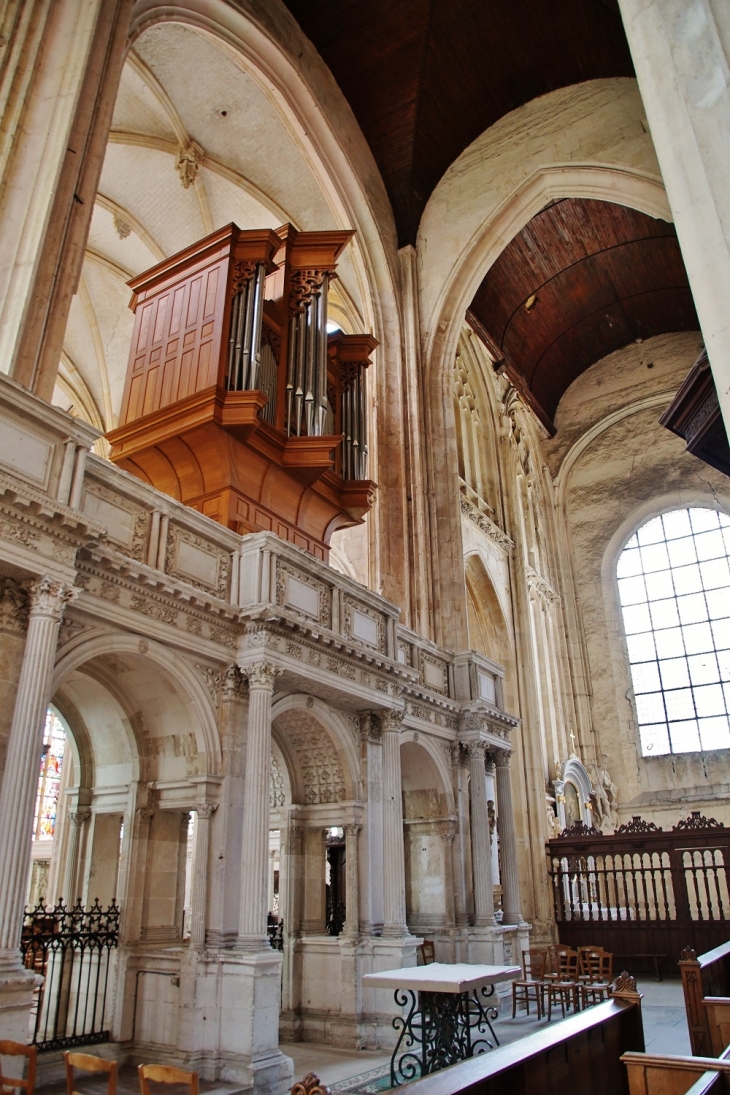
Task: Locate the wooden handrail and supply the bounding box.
[621,1053,730,1072]
[390,996,643,1095]
[694,942,730,970]
[621,1045,730,1095]
[680,943,730,1056]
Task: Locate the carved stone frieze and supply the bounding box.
[196,664,223,707]
[524,564,560,605]
[459,495,514,554]
[0,577,29,635]
[0,519,40,550]
[77,564,238,650]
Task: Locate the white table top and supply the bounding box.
[361,962,521,994]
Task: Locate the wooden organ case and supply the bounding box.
[107,223,377,561]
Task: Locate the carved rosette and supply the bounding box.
[29,576,79,621]
[289,269,326,316]
[243,661,282,691]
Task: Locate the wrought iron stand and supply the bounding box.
[389,984,499,1086]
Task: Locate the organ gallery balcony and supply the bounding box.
[107,223,377,561]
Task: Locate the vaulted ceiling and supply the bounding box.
[467,199,699,431]
[283,0,634,246]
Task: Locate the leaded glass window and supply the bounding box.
[617,507,730,755]
[32,710,66,840]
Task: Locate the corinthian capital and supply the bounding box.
[243,661,282,691]
[28,576,79,621]
[379,708,405,735]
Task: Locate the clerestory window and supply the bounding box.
[617,507,730,756]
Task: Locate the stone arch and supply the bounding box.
[52,632,222,776]
[271,694,358,806]
[416,77,670,649]
[126,0,410,607]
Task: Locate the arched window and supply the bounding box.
[32,709,67,841]
[617,507,730,756]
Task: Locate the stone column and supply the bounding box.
[382,709,408,936]
[190,803,216,951]
[343,823,361,937]
[469,744,495,927]
[358,713,384,935]
[0,576,76,973]
[485,760,500,891]
[494,750,523,925]
[207,665,247,950]
[452,744,473,934]
[238,661,280,950]
[617,0,730,433]
[61,809,90,904]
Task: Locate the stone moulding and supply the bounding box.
[460,493,514,554]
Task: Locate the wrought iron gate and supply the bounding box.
[21,898,120,1050]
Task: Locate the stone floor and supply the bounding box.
[29,979,690,1095]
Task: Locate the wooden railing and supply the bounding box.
[548,813,730,969]
[681,941,730,1056]
[383,978,644,1095]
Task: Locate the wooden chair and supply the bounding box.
[64,1053,117,1095]
[545,947,580,1019]
[0,1042,36,1095]
[418,940,436,965]
[579,949,613,1007]
[512,950,546,1019]
[138,1064,198,1095]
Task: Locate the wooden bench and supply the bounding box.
[381,976,644,1095]
[621,1047,730,1095]
[681,942,730,1056]
[614,952,668,982]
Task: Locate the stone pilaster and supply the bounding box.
[469,743,495,926]
[344,822,361,937]
[190,803,216,950]
[238,661,280,950]
[494,750,524,925]
[452,743,473,933]
[381,709,408,937]
[61,809,90,904]
[0,577,77,972]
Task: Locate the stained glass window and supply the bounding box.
[617,507,730,756]
[32,710,66,841]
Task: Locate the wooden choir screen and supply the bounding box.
[547,814,730,966]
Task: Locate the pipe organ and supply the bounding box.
[108,223,377,561]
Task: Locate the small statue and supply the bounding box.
[590,753,619,831]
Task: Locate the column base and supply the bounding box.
[0,964,37,1043]
[218,949,293,1095]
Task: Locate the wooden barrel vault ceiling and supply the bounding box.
[467,199,699,433]
[283,1,700,433]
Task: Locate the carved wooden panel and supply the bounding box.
[121,256,227,426]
